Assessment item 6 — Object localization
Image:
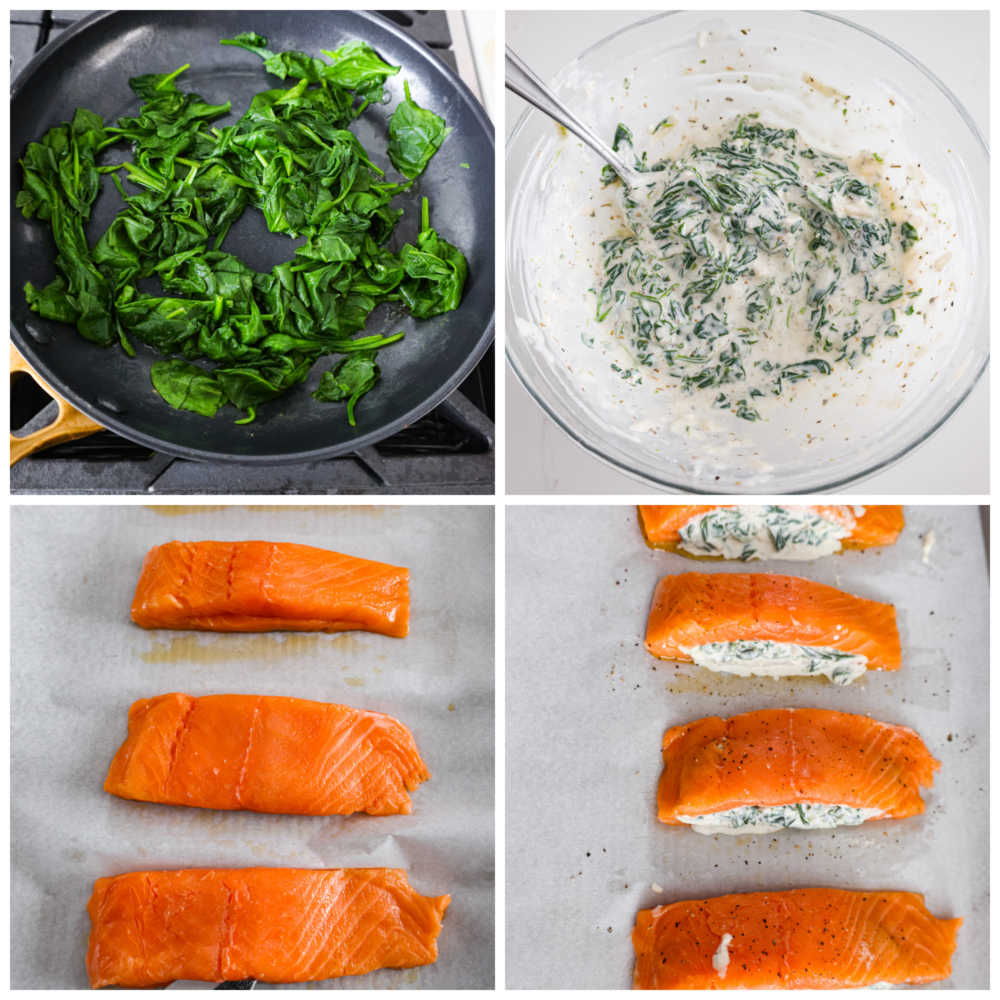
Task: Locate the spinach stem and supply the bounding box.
[158,64,190,90]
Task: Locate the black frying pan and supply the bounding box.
[11,10,494,464]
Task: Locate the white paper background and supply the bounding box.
[11,504,495,989]
[506,505,987,989]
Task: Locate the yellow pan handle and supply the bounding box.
[10,342,105,466]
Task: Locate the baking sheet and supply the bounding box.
[11,504,495,989]
[505,505,988,989]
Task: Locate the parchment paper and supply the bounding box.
[506,505,987,989]
[11,504,494,989]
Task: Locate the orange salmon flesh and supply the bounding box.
[633,888,961,989]
[658,708,939,826]
[131,540,409,636]
[86,867,450,988]
[645,572,901,671]
[104,693,430,816]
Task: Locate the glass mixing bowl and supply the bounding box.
[505,11,988,493]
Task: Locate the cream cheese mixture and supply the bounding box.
[679,802,884,835]
[515,37,966,482]
[676,504,852,560]
[683,639,869,685]
[595,115,930,423]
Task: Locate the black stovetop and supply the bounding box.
[11,10,494,495]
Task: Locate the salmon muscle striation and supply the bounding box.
[645,572,901,676]
[131,540,409,636]
[104,693,430,816]
[632,887,961,989]
[657,708,939,831]
[86,867,450,988]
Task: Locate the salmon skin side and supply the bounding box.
[632,888,961,989]
[131,540,409,636]
[105,693,430,816]
[658,708,939,828]
[86,867,450,988]
[637,504,904,556]
[645,572,901,671]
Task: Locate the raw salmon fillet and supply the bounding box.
[658,708,939,827]
[638,504,904,555]
[131,541,408,636]
[632,888,961,988]
[86,867,450,988]
[645,572,900,670]
[105,693,430,816]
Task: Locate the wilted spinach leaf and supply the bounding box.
[899,220,919,253]
[320,39,400,102]
[221,32,331,83]
[612,123,633,152]
[215,352,313,411]
[311,350,381,425]
[219,31,270,54]
[17,108,118,348]
[151,359,228,415]
[19,35,468,427]
[399,197,468,317]
[387,80,452,179]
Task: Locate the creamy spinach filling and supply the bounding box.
[686,639,867,685]
[677,504,848,560]
[591,116,921,418]
[679,802,883,835]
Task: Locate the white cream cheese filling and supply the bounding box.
[678,802,884,836]
[685,639,868,685]
[677,505,850,561]
[712,933,733,979]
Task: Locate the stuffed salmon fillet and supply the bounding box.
[637,504,904,560]
[86,867,450,988]
[104,693,430,816]
[632,888,961,989]
[645,572,900,684]
[131,540,409,636]
[657,708,939,835]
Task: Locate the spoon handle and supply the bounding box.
[504,45,641,188]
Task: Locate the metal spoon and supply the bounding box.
[505,45,646,190]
